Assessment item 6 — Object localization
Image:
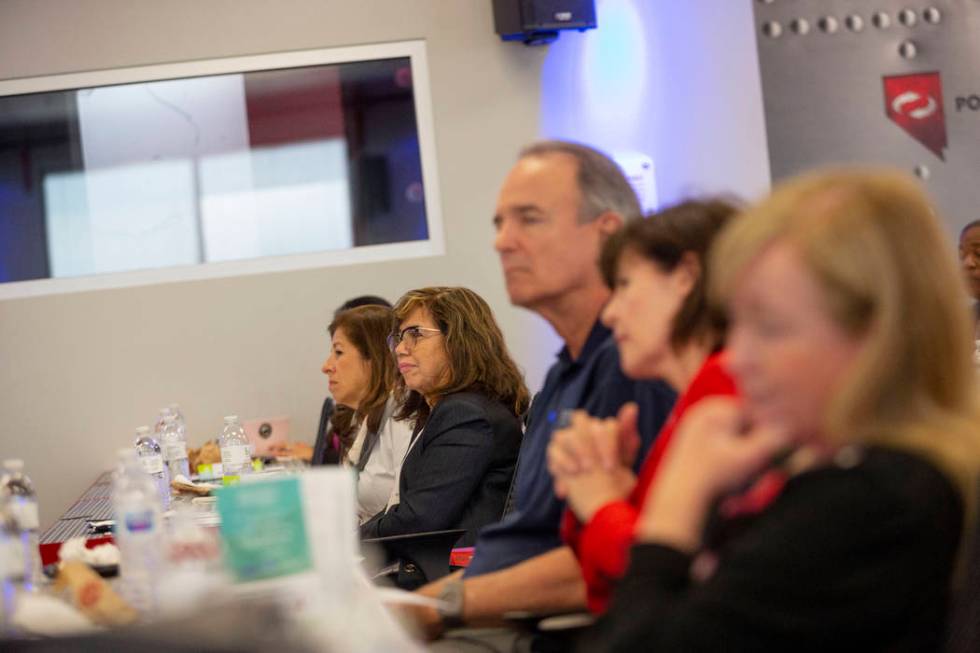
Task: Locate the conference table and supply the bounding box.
[38,470,115,566]
[37,467,475,572]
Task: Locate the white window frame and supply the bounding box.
[0,40,444,300]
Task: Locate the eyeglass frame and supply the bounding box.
[387,325,443,352]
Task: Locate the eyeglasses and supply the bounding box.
[387,325,442,352]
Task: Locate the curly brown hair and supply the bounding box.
[392,287,530,427]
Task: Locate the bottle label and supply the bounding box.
[164,442,188,462]
[11,501,39,530]
[123,509,157,534]
[1,538,25,577]
[140,454,164,476]
[221,444,251,466]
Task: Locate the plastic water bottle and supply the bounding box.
[219,416,251,485]
[168,404,188,449]
[112,449,163,616]
[0,504,25,633]
[169,404,187,433]
[153,406,172,436]
[0,460,41,591]
[134,426,170,510]
[160,414,190,481]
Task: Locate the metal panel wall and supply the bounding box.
[753,0,980,233]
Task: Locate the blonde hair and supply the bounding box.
[712,168,980,537]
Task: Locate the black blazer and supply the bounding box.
[359,391,522,547]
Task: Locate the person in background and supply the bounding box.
[360,287,528,549]
[547,199,739,615]
[318,305,411,524]
[272,295,393,465]
[587,169,980,652]
[407,141,675,643]
[958,220,980,337]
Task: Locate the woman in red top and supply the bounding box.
[547,199,740,613]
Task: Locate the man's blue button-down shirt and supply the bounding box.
[464,320,676,576]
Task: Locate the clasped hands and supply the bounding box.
[547,398,790,551]
[546,403,643,523]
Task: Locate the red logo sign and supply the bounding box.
[883,72,947,160]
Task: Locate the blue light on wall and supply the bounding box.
[538,1,771,209]
[540,0,650,151]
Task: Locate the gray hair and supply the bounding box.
[519,140,642,224]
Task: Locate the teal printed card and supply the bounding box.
[216,477,313,582]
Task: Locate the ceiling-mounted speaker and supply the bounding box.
[492,0,597,46]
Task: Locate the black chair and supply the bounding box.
[363,528,467,590]
[946,484,980,653]
[310,397,336,466]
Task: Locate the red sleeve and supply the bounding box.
[576,499,641,612]
[564,353,739,614]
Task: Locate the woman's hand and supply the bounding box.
[267,441,314,463]
[547,404,642,522]
[635,397,789,553]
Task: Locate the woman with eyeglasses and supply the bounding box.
[359,286,528,549]
[321,304,414,524]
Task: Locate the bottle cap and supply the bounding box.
[3,459,23,472]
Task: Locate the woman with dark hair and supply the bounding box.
[321,304,413,524]
[272,295,394,466]
[360,286,529,547]
[547,199,740,614]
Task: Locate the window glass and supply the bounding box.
[0,43,440,296]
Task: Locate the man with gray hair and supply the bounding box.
[407,141,675,643]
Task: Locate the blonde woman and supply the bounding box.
[589,169,980,652]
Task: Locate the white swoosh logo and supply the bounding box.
[892,91,937,119]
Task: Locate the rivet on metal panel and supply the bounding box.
[923,8,942,24]
[899,40,918,59]
[762,21,783,38]
[790,18,810,35]
[914,165,931,181]
[872,12,892,29]
[898,9,918,27]
[845,15,865,32]
[818,16,839,34]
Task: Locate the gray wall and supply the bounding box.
[0,0,557,527]
[0,0,771,529]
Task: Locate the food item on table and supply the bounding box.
[170,475,213,496]
[53,559,138,627]
[187,440,221,472]
[58,536,121,567]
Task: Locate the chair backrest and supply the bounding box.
[946,483,980,653]
[363,528,467,590]
[310,396,336,466]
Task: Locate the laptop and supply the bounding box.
[241,415,290,458]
